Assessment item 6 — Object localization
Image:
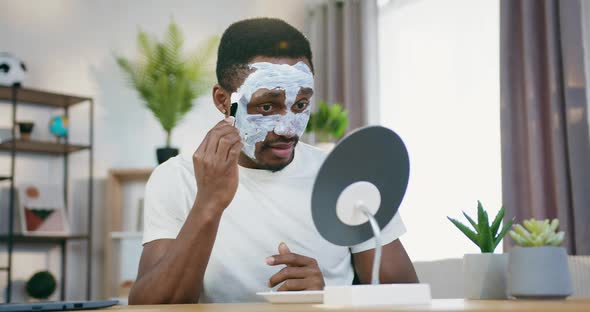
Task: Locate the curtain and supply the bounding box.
[305,0,380,131]
[500,0,590,254]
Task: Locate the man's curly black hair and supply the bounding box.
[216,17,314,92]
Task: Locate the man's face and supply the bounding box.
[233,56,314,171]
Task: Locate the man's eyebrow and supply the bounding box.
[298,88,314,96]
[253,89,285,99]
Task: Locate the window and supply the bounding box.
[378,0,501,260]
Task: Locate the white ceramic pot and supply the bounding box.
[463,253,508,299]
[315,142,335,152]
[508,246,572,299]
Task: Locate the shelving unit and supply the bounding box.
[0,235,89,243]
[0,85,94,303]
[0,140,90,154]
[104,168,152,300]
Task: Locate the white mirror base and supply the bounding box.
[323,284,432,306]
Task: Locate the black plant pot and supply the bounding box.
[17,121,34,141]
[156,147,179,164]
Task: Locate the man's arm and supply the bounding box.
[128,117,242,304]
[128,205,222,304]
[352,239,419,284]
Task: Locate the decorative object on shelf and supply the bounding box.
[116,20,219,164]
[49,116,68,142]
[508,218,572,299]
[17,121,34,141]
[448,202,514,299]
[0,52,27,87]
[305,100,348,151]
[25,271,56,300]
[18,184,69,236]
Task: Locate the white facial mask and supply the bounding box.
[232,61,314,160]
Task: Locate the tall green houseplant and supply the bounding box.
[116,21,218,163]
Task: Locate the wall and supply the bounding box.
[582,0,590,140]
[378,0,502,261]
[0,0,305,300]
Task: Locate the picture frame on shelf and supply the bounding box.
[18,183,69,236]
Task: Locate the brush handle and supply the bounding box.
[230,102,238,117]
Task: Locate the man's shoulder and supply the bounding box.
[297,142,328,163]
[287,142,328,177]
[148,154,194,185]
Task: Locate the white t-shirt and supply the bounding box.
[142,142,406,303]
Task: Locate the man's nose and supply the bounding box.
[273,120,298,137]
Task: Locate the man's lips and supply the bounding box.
[267,141,295,158]
[269,142,295,149]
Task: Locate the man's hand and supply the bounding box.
[193,117,242,214]
[266,243,325,291]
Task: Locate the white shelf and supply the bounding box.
[110,231,142,239]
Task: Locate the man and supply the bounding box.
[129,17,418,305]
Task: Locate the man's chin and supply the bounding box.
[260,163,288,172]
[255,150,295,172]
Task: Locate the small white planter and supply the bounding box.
[508,246,572,299]
[315,142,335,152]
[463,253,508,299]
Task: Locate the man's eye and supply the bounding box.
[294,102,308,111]
[261,104,273,112]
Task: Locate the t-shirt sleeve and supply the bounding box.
[349,212,406,254]
[141,161,188,245]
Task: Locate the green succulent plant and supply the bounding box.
[447,201,514,253]
[305,100,348,142]
[509,218,565,247]
[116,20,218,147]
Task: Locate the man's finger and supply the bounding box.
[203,118,236,155]
[276,279,307,292]
[266,253,314,267]
[216,116,235,127]
[215,130,241,158]
[225,141,243,163]
[203,127,237,160]
[278,242,290,254]
[195,130,211,158]
[278,242,294,267]
[268,266,313,288]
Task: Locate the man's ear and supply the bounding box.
[212,84,231,118]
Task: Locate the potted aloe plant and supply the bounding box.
[116,21,218,164]
[448,201,514,299]
[305,100,348,151]
[508,219,572,299]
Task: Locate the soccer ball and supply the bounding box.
[0,52,27,87]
